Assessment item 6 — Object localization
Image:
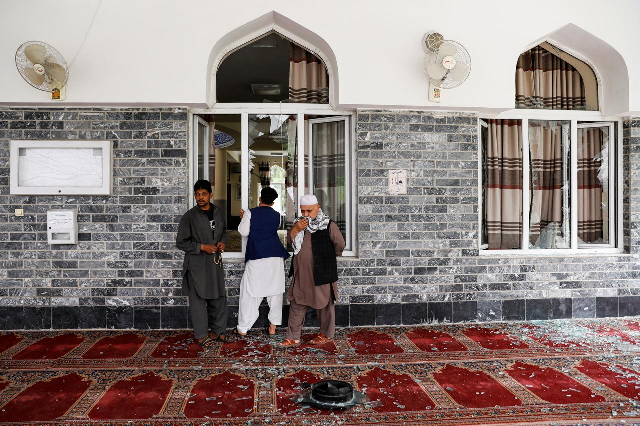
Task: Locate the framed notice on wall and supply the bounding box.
[10,140,113,195]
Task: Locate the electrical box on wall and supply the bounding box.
[47,209,77,245]
[388,169,407,195]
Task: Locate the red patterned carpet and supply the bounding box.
[1,319,640,424]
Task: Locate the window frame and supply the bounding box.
[478,110,623,256]
[308,116,353,251]
[193,116,210,182]
[189,106,357,258]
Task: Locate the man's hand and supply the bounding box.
[239,209,245,219]
[294,218,309,232]
[216,242,225,253]
[200,244,217,254]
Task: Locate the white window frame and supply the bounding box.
[192,116,210,182]
[308,116,353,252]
[189,106,357,258]
[478,110,623,256]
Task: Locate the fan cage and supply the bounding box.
[15,41,69,92]
[423,39,471,89]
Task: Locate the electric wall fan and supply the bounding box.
[422,32,471,102]
[15,41,69,100]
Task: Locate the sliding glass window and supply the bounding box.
[192,112,354,257]
[480,118,620,253]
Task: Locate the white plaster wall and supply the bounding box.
[0,0,638,113]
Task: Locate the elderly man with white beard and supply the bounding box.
[279,194,345,348]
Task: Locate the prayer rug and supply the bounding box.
[1,318,640,424]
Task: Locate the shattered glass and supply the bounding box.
[577,125,610,246]
[528,120,570,249]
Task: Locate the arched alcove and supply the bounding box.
[206,11,339,108]
[515,42,598,111]
[522,23,628,116]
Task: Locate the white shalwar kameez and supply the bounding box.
[237,209,285,333]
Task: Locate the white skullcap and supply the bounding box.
[299,194,318,206]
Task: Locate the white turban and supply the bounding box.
[299,194,318,206]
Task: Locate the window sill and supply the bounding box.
[222,251,359,262]
[479,248,625,257]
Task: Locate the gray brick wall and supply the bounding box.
[626,119,640,253]
[0,107,639,329]
[351,110,640,323]
[0,107,189,329]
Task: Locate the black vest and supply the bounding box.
[289,220,339,286]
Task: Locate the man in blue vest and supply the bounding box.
[235,187,290,336]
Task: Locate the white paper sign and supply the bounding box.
[388,169,407,195]
[48,210,74,230]
[19,148,104,188]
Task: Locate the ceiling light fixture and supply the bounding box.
[214,130,235,149]
[251,84,281,96]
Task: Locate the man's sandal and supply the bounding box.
[264,323,276,336]
[233,328,247,338]
[197,335,217,348]
[279,339,300,348]
[309,333,333,345]
[210,332,236,343]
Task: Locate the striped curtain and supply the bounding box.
[484,120,523,250]
[312,120,346,235]
[259,161,270,186]
[528,121,567,247]
[578,128,606,243]
[515,46,586,110]
[289,44,329,104]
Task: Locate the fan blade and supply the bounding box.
[24,44,46,64]
[438,42,458,57]
[44,61,67,83]
[426,61,448,80]
[24,67,45,86]
[450,61,470,82]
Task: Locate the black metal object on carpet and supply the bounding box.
[298,380,367,410]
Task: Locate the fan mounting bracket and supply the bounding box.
[51,85,65,101]
[428,83,441,103]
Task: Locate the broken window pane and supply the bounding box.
[528,120,570,249]
[249,114,296,251]
[577,125,610,245]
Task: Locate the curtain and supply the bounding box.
[259,161,270,186]
[289,44,329,104]
[578,128,606,243]
[515,46,586,110]
[528,121,567,248]
[485,120,522,249]
[312,121,346,235]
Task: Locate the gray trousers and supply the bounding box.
[285,297,335,341]
[187,273,228,339]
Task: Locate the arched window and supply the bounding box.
[515,43,598,111]
[193,22,354,257]
[216,32,329,104]
[478,43,620,254]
